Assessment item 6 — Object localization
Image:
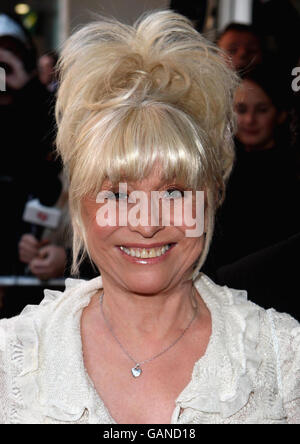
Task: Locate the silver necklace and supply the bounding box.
[99,289,198,378]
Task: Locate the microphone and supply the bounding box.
[22,168,63,236]
[22,199,62,233]
[21,199,62,275]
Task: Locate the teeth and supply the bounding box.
[120,244,171,258]
[149,248,155,258]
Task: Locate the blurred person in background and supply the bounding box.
[2,173,70,318]
[38,51,59,92]
[206,63,300,273]
[0,14,61,302]
[18,236,68,281]
[17,171,98,281]
[213,231,300,321]
[0,14,61,316]
[18,172,71,281]
[203,63,300,319]
[0,173,99,318]
[217,23,263,73]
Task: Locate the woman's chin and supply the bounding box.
[122,273,174,296]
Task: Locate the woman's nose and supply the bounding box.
[237,47,247,58]
[127,209,164,237]
[127,191,164,237]
[243,111,256,125]
[128,222,164,238]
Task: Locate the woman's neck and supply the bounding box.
[243,138,276,153]
[90,276,199,344]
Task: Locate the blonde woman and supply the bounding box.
[0,11,299,424]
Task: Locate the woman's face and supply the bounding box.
[81,167,206,295]
[234,79,280,151]
[218,31,262,71]
[38,54,55,85]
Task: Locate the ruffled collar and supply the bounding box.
[16,277,104,423]
[172,274,262,421]
[15,274,262,423]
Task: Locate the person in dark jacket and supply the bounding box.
[204,64,300,318]
[213,232,300,321]
[0,14,61,276]
[206,64,300,271]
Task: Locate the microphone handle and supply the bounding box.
[30,223,45,241]
[24,224,45,275]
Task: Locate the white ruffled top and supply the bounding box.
[0,274,299,424]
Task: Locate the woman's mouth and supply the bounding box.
[117,243,175,262]
[241,128,260,136]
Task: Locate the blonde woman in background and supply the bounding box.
[0,11,299,424]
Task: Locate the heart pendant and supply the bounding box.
[131,365,142,378]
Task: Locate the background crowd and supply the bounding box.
[0,1,299,320]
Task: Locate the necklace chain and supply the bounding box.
[99,289,198,377]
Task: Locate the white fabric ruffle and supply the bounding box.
[173,275,261,420]
[1,273,298,423]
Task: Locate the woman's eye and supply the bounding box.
[235,104,247,114]
[162,189,184,199]
[100,191,128,200]
[257,107,269,113]
[113,192,128,200]
[228,48,237,55]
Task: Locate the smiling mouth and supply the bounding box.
[119,244,174,259]
[243,129,260,135]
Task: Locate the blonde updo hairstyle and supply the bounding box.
[55,10,239,277]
